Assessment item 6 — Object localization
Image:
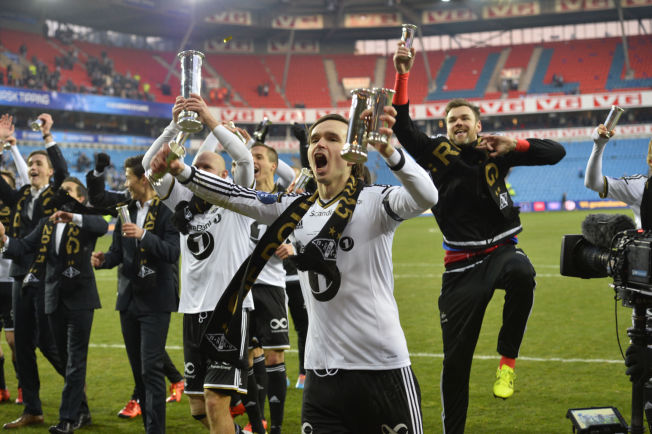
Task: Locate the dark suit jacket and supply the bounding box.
[0,144,68,276]
[6,215,108,314]
[85,169,129,208]
[99,202,180,313]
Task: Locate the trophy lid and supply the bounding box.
[401,23,418,30]
[178,50,205,60]
[371,87,396,96]
[350,88,373,97]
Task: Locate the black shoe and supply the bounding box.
[48,420,74,434]
[74,412,92,430]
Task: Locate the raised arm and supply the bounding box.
[367,106,437,220]
[9,141,29,186]
[183,95,255,188]
[151,144,291,225]
[39,113,69,189]
[142,96,184,171]
[585,124,612,194]
[209,124,254,188]
[85,167,129,208]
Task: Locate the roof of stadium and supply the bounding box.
[4,0,652,44]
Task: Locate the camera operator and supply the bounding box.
[584,125,652,229]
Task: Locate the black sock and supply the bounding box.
[245,367,265,434]
[266,362,286,434]
[253,355,267,420]
[0,357,5,390]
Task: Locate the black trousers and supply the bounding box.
[285,279,308,374]
[12,281,64,416]
[120,307,170,434]
[48,305,93,422]
[439,244,536,434]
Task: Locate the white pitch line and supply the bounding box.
[88,344,623,364]
[395,273,564,278]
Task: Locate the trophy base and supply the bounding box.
[341,144,368,164]
[367,133,390,147]
[178,112,204,133]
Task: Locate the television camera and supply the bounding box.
[561,213,652,434]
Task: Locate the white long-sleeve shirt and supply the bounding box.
[585,126,647,228]
[145,122,255,313]
[174,148,437,370]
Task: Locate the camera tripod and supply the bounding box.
[620,287,652,433]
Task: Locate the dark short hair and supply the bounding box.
[444,99,481,123]
[27,150,52,169]
[251,142,278,166]
[124,154,145,178]
[0,170,15,189]
[308,113,348,139]
[62,176,87,204]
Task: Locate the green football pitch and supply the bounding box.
[0,209,639,433]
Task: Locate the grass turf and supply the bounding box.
[0,209,637,433]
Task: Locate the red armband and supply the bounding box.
[515,139,530,152]
[393,72,409,105]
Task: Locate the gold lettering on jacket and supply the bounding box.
[431,141,460,170]
[485,163,499,186]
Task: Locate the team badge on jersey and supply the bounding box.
[311,238,337,260]
[339,236,354,251]
[187,232,215,260]
[256,191,279,204]
[23,273,39,284]
[205,333,238,352]
[137,265,156,278]
[62,266,81,278]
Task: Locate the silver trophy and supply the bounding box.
[366,88,396,147]
[292,168,314,193]
[227,121,248,144]
[253,117,272,143]
[177,50,205,133]
[117,205,131,225]
[29,119,43,131]
[116,204,131,236]
[603,105,625,138]
[146,131,189,185]
[342,88,373,163]
[0,142,11,154]
[400,24,418,58]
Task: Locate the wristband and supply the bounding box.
[515,139,530,152]
[393,72,410,105]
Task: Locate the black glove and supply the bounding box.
[95,152,111,173]
[625,343,652,382]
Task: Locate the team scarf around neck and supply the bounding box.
[12,185,55,237]
[0,205,10,227]
[199,175,363,367]
[23,219,85,290]
[132,197,162,285]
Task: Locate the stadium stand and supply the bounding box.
[2,26,652,107]
[507,138,650,202]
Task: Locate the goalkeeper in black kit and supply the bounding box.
[391,41,566,434]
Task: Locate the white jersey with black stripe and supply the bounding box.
[292,185,410,370]
[604,174,646,228]
[175,148,438,370]
[155,177,254,313]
